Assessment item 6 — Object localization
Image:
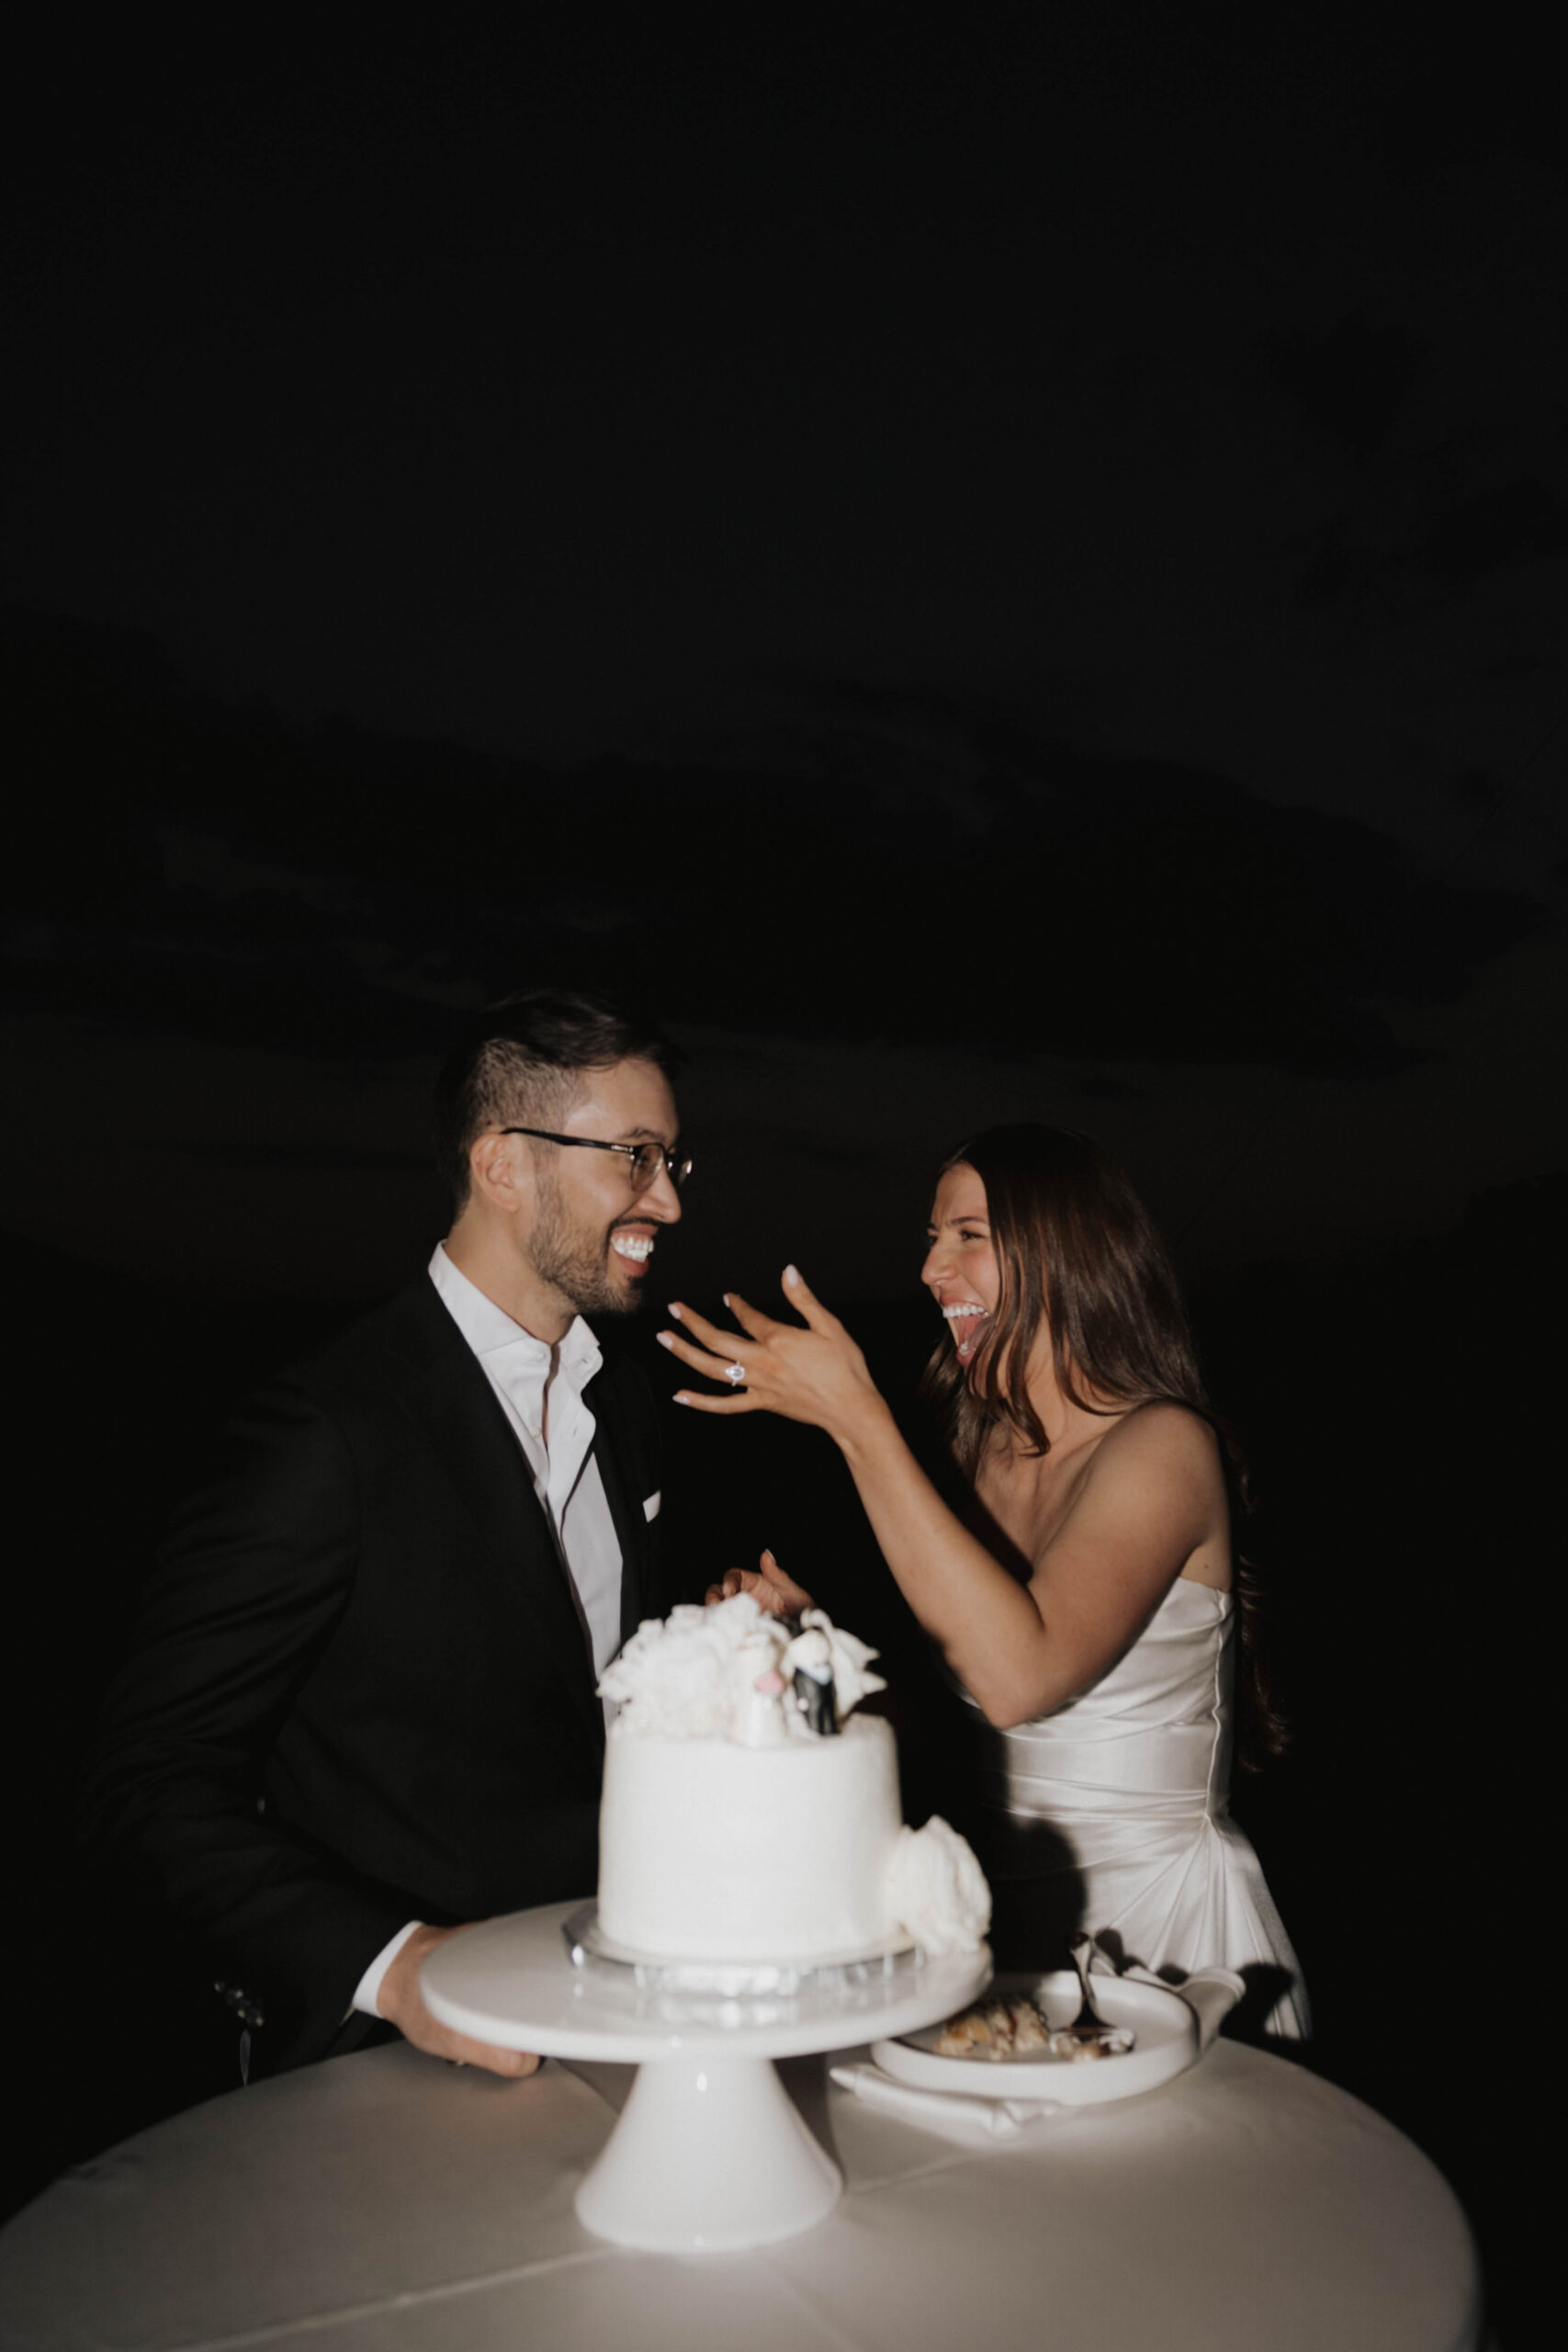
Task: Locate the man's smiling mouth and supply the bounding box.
[611,1235,655,1262]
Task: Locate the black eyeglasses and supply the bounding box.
[499,1127,693,1193]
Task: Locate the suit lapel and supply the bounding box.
[392,1290,605,1755]
[589,1363,653,1647]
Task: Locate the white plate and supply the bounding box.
[871,1969,1199,2106]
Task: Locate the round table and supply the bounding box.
[420,1901,992,2251]
[0,2005,1483,2351]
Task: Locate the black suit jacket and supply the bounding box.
[80,1274,663,2075]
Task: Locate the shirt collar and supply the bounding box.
[428,1244,603,1422]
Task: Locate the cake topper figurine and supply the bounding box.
[784,1627,840,1736]
[732,1644,790,1746]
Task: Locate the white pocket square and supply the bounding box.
[643,1491,661,1521]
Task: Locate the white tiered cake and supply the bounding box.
[595,1594,989,1964]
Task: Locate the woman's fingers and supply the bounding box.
[667,1300,741,1351]
[671,1388,758,1415]
[662,1279,860,1434]
[704,1565,797,1617]
[757,1548,815,1613]
[723,1291,784,1340]
[781,1265,839,1331]
[658,1327,749,1385]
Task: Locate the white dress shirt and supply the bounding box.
[350,1244,627,2020]
[426,1242,625,1690]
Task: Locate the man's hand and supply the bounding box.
[378,1922,542,2076]
[705,1548,816,1616]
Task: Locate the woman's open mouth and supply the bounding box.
[942,1302,991,1366]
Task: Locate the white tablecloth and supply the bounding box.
[0,2039,1482,2351]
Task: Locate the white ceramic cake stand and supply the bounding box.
[421,1899,990,2255]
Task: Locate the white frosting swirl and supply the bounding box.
[783,1611,886,1716]
[600,1593,885,1740]
[886,1816,992,1954]
[599,1597,770,1738]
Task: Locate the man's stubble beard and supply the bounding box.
[527,1168,642,1320]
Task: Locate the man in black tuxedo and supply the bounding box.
[82,987,687,2081]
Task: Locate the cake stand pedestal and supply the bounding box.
[421,1900,990,2255]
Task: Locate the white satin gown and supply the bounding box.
[957,1575,1309,2040]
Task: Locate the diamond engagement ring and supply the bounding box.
[723,1362,746,1386]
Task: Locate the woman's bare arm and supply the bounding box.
[662,1272,1219,1726]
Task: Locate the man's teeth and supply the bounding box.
[611,1236,655,1261]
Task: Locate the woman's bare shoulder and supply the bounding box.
[1095,1396,1214,1442]
[1062,1404,1227,1585]
[1089,1400,1223,1486]
[1035,1401,1227,1608]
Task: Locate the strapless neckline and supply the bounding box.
[1170,1576,1232,1606]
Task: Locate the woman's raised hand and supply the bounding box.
[703,1548,816,1616]
[660,1267,886,1447]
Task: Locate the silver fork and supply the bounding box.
[1064,1931,1109,2035]
[1054,1931,1135,2054]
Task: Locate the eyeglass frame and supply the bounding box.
[497,1125,693,1193]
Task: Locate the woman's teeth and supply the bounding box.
[611,1235,655,1261]
[942,1302,988,1363]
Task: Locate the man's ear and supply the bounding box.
[468,1130,525,1214]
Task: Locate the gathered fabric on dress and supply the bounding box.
[956,1577,1309,2040]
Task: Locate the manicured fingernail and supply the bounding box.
[784,1264,800,1284]
[672,1392,692,1405]
[657,1331,673,1350]
[722,1292,732,1307]
[669,1302,683,1320]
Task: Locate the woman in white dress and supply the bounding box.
[666,1123,1308,2040]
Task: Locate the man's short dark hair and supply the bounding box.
[434,986,684,1214]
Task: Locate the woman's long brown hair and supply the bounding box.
[919,1125,1289,1770]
